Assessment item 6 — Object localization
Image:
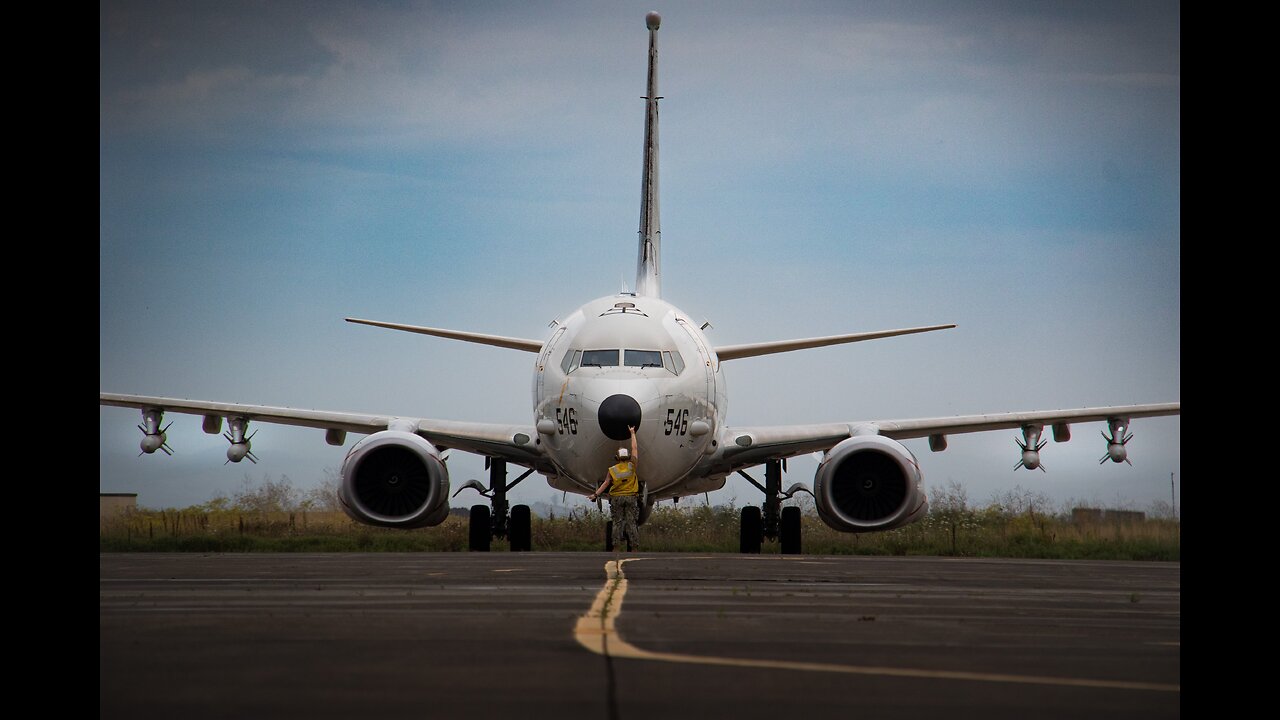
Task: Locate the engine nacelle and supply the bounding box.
[814,435,927,533]
[338,431,451,529]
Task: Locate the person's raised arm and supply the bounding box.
[629,425,639,464]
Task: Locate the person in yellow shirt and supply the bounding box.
[589,425,641,551]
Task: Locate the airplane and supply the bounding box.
[100,12,1179,554]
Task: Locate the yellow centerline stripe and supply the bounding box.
[573,559,1179,693]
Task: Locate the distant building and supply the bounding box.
[1071,507,1104,523]
[101,493,138,522]
[1071,507,1145,523]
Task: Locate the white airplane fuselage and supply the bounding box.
[533,293,727,500]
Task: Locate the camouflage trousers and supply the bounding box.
[608,495,640,549]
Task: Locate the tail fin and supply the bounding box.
[635,12,662,297]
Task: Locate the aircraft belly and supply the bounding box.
[653,474,726,499]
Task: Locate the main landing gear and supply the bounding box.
[736,459,811,555]
[453,459,534,552]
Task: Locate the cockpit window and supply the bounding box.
[561,349,582,374]
[624,350,664,368]
[580,349,620,367]
[568,348,683,373]
[662,350,685,375]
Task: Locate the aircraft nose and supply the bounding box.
[598,394,642,441]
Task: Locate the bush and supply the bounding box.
[100,476,1178,559]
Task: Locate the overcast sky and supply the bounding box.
[100,0,1180,516]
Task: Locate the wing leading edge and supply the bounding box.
[711,402,1180,471]
[99,393,547,466]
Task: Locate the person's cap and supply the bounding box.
[617,448,629,459]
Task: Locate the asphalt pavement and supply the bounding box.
[100,553,1179,719]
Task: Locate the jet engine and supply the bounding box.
[338,431,451,529]
[813,435,928,532]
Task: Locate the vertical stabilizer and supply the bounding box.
[636,11,662,297]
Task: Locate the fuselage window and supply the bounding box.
[581,349,620,367]
[624,350,664,368]
[662,350,685,375]
[561,349,582,374]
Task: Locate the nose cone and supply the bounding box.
[598,394,642,441]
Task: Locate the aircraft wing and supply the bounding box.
[99,393,547,466]
[712,402,1180,471]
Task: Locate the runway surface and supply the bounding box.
[100,553,1179,719]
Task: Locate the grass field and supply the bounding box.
[99,500,1179,559]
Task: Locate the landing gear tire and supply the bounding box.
[780,506,801,555]
[469,505,491,552]
[605,520,615,552]
[740,506,762,554]
[510,504,532,552]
